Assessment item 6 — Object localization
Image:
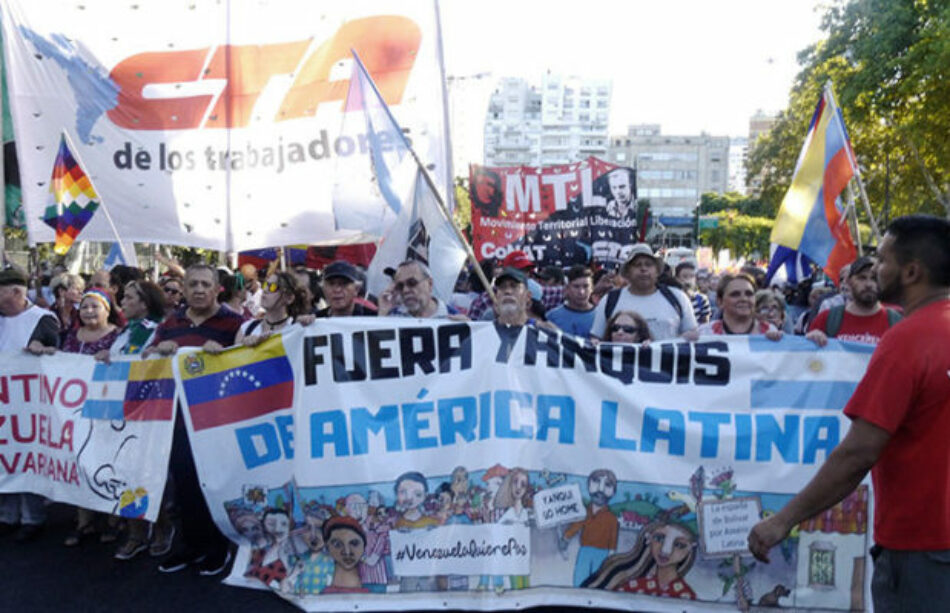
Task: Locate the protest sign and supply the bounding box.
[174,320,875,612]
[0,1,449,251]
[470,157,637,269]
[0,353,174,522]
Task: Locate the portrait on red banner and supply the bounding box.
[470,157,638,269]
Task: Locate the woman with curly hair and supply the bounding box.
[582,514,698,600]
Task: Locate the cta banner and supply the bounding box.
[470,157,638,269]
[179,321,875,612]
[0,353,174,522]
[0,0,449,251]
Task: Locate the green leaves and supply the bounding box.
[748,0,950,227]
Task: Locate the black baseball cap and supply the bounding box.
[322,260,360,283]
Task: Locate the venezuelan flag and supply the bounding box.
[179,335,294,432]
[769,84,857,284]
[124,358,176,421]
[41,133,101,255]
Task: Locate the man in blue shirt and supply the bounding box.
[547,265,596,338]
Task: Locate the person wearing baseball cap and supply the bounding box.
[0,267,60,542]
[590,243,697,340]
[806,254,901,346]
[316,260,377,318]
[492,267,533,326]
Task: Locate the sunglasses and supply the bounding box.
[394,277,424,292]
[263,281,282,293]
[163,286,181,295]
[611,324,643,335]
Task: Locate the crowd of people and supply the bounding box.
[0,214,947,611]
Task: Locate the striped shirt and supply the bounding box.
[151,305,244,348]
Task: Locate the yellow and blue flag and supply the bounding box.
[767,84,857,285]
[178,335,294,432]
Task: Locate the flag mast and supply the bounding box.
[351,51,496,306]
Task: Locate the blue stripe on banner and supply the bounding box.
[751,380,857,410]
[748,336,876,354]
[92,361,131,381]
[748,336,821,352]
[82,399,125,420]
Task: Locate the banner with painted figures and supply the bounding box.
[470,157,638,269]
[0,352,175,522]
[177,320,875,612]
[0,0,450,251]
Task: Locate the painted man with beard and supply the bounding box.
[806,255,901,345]
[562,469,619,586]
[749,215,950,611]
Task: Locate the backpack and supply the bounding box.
[825,304,901,337]
[603,284,684,321]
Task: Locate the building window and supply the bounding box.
[808,542,835,587]
[615,152,626,162]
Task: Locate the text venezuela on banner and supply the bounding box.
[0,353,174,522]
[0,0,449,251]
[177,321,875,612]
[470,157,637,269]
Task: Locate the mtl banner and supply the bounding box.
[0,353,174,522]
[0,0,449,251]
[470,157,638,269]
[177,322,874,612]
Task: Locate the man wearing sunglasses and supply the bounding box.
[316,260,377,318]
[379,260,459,319]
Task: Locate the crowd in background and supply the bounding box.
[0,238,901,577]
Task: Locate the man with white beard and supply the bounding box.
[491,267,532,326]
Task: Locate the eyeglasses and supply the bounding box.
[394,277,424,292]
[163,286,181,295]
[611,324,643,335]
[263,281,282,293]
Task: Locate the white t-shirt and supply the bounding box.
[591,286,697,341]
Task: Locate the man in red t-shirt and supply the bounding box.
[748,215,950,610]
[806,255,901,345]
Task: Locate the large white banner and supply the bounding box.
[177,321,876,612]
[0,352,174,522]
[0,0,449,250]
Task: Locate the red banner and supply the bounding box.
[470,157,638,269]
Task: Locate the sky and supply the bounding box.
[440,0,828,138]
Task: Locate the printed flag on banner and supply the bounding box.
[767,83,857,285]
[331,50,417,238]
[41,132,99,255]
[83,358,175,421]
[178,335,294,432]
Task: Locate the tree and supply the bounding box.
[748,0,950,227]
[699,212,773,260]
[699,192,776,218]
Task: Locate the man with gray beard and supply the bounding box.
[806,255,901,346]
[491,267,532,326]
